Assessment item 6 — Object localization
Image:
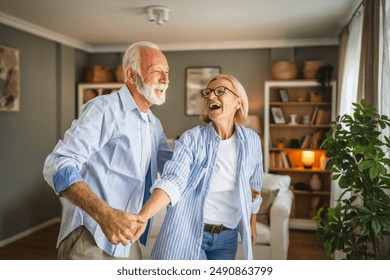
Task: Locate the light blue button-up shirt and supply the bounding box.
[43,85,172,258]
[151,122,263,260]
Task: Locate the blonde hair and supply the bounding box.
[200,74,249,125]
[122,41,160,82]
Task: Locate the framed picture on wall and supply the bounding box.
[185,66,221,115]
[0,45,20,112]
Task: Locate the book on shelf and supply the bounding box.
[269,152,275,168]
[300,134,312,149]
[280,152,288,168]
[275,152,282,168]
[310,107,319,125]
[269,152,288,168]
[313,109,332,125]
[310,130,324,149]
[282,152,292,168]
[269,152,292,168]
[315,109,325,125]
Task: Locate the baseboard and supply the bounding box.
[0,217,61,248]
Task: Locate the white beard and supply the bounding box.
[135,75,168,105]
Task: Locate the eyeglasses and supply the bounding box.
[200,86,239,99]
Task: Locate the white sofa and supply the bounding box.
[140,173,293,260]
[237,174,293,259]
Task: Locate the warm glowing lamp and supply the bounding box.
[301,151,315,169]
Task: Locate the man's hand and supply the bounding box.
[61,181,147,246]
[98,209,147,246]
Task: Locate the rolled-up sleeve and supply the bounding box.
[52,166,84,194]
[42,100,111,195]
[151,137,194,206]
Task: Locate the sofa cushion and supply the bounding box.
[255,221,271,244]
[257,188,279,225]
[262,173,291,192]
[238,221,270,245]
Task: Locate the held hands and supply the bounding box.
[97,208,147,246]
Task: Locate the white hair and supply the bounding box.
[122,41,160,82]
[200,74,249,125]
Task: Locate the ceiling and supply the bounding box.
[0,0,358,52]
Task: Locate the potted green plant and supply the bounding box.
[276,137,285,149]
[314,99,390,259]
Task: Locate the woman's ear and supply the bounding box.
[235,100,242,110]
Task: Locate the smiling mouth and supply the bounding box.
[209,102,221,110]
[155,88,165,95]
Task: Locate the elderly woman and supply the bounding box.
[137,74,263,260]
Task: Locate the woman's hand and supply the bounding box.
[251,188,261,201]
[250,214,257,245]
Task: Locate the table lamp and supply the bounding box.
[301,151,315,169]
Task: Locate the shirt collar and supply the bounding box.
[118,85,157,126]
[118,85,137,111]
[205,122,246,144]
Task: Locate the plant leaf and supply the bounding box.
[369,165,379,179]
[372,217,382,235]
[358,160,373,171]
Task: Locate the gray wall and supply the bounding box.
[156,49,271,138]
[0,21,338,243]
[85,47,338,138]
[0,23,62,241]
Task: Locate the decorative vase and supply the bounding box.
[289,114,297,125]
[310,174,322,191]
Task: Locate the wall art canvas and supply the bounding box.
[0,45,20,112]
[185,66,220,115]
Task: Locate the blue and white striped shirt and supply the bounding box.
[43,85,172,258]
[151,122,263,260]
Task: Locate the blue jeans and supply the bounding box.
[199,228,238,260]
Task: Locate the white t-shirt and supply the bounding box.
[140,111,151,177]
[203,133,241,229]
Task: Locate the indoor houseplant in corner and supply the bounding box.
[314,99,390,259]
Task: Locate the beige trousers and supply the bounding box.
[57,226,142,260]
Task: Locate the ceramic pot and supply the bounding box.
[310,174,322,191]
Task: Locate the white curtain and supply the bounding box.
[381,0,390,136]
[332,7,364,205]
[338,8,363,117]
[379,0,390,259]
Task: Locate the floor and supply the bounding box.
[0,221,324,260]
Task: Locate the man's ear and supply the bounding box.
[126,68,136,83]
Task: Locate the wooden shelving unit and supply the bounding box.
[264,80,336,230]
[77,82,123,115]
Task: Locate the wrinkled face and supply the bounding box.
[136,47,169,105]
[204,78,241,122]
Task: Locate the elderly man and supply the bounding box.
[43,41,172,260]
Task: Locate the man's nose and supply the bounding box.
[160,71,169,84]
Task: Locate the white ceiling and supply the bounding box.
[0,0,358,52]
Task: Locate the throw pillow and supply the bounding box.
[257,188,280,225]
